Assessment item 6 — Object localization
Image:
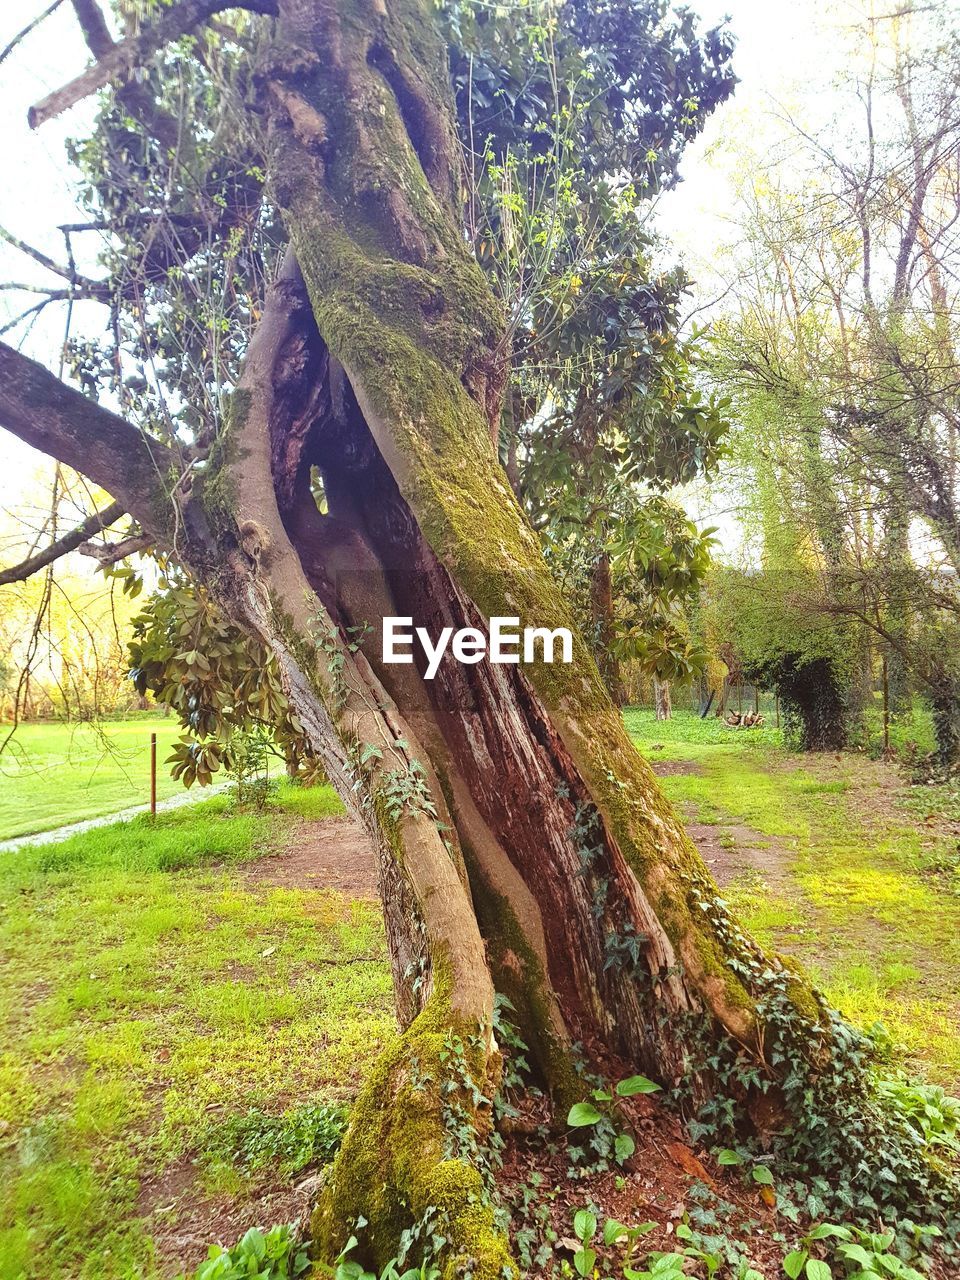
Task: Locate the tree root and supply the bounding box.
[312,989,515,1278]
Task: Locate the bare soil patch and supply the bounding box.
[648,756,702,778]
[142,1162,322,1276]
[242,815,378,898]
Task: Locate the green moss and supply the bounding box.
[197,392,247,533]
[312,975,514,1276]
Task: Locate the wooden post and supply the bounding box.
[882,654,890,754]
[753,685,759,715]
[150,732,157,817]
[775,695,780,728]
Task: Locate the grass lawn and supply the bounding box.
[627,707,960,1088]
[0,717,189,841]
[0,782,393,1280]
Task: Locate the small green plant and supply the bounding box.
[330,1229,441,1280]
[602,1216,658,1273]
[782,1223,927,1280]
[566,1073,661,1170]
[184,1225,309,1279]
[224,725,276,810]
[571,1208,598,1277]
[201,1100,347,1179]
[876,1077,960,1156]
[716,1148,777,1189]
[621,1250,688,1280]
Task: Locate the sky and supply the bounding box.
[0,0,863,545]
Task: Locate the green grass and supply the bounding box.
[0,717,188,840]
[623,706,782,761]
[626,708,960,1087]
[0,785,393,1280]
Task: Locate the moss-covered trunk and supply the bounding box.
[159,0,950,1269]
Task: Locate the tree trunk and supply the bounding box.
[653,676,672,721]
[1,0,950,1269]
[589,552,625,705]
[174,4,785,1262]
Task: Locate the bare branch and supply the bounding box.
[0,0,65,69]
[70,0,181,149]
[79,531,150,565]
[0,224,77,283]
[0,341,178,534]
[0,498,125,585]
[29,0,279,130]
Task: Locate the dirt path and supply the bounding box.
[649,756,796,888]
[242,815,379,898]
[648,756,821,960]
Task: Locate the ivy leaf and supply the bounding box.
[717,1148,742,1165]
[752,1165,775,1186]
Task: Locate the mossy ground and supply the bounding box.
[0,784,393,1280]
[626,707,960,1088]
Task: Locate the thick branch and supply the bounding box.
[70,0,183,150]
[70,0,112,57]
[29,0,279,129]
[0,341,177,535]
[0,498,125,585]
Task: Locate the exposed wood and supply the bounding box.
[78,531,151,565]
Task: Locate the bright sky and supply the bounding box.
[0,0,865,532]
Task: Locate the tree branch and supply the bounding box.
[0,498,125,585]
[29,0,279,130]
[79,531,151,564]
[70,0,112,57]
[70,0,181,150]
[0,0,65,69]
[0,341,178,534]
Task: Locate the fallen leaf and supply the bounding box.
[667,1141,716,1190]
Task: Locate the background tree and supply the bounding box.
[707,0,960,763]
[449,0,731,703]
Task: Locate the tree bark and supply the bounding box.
[589,552,625,705]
